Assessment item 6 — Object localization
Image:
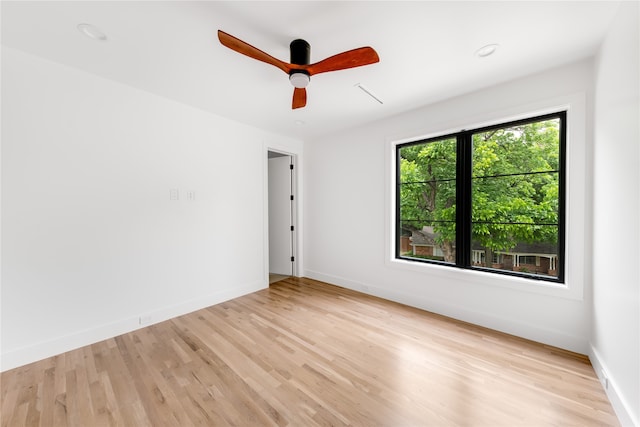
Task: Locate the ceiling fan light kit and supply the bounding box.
[217,30,379,109]
[289,73,310,88]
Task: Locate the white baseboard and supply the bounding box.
[304,270,588,354]
[1,280,266,372]
[589,345,638,427]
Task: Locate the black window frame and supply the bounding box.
[395,111,566,284]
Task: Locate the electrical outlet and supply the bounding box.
[139,315,153,325]
[601,369,609,390]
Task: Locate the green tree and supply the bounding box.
[399,119,560,266]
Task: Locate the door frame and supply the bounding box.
[264,145,302,283]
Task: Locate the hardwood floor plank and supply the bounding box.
[1,277,620,426]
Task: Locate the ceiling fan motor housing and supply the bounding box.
[289,39,311,88]
[290,39,310,65]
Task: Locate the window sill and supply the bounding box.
[386,257,582,301]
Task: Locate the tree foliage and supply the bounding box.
[399,119,560,264]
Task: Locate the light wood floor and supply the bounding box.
[269,273,290,285]
[1,277,619,426]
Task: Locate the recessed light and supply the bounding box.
[475,44,499,58]
[77,23,107,41]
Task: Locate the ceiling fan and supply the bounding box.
[217,30,380,109]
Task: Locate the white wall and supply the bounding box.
[0,47,302,371]
[591,2,639,426]
[304,59,594,354]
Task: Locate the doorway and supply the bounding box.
[268,151,296,283]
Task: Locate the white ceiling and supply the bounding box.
[1,1,621,140]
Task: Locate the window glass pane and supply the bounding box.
[398,138,457,264]
[399,138,457,182]
[470,118,561,278]
[471,224,559,278]
[473,118,560,177]
[399,180,457,225]
[472,173,559,220]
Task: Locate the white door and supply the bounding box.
[268,154,293,275]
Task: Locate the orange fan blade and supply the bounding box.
[305,47,379,76]
[218,30,292,74]
[292,87,307,109]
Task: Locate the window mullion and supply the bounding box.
[456,132,472,267]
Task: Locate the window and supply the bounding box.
[396,112,565,283]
